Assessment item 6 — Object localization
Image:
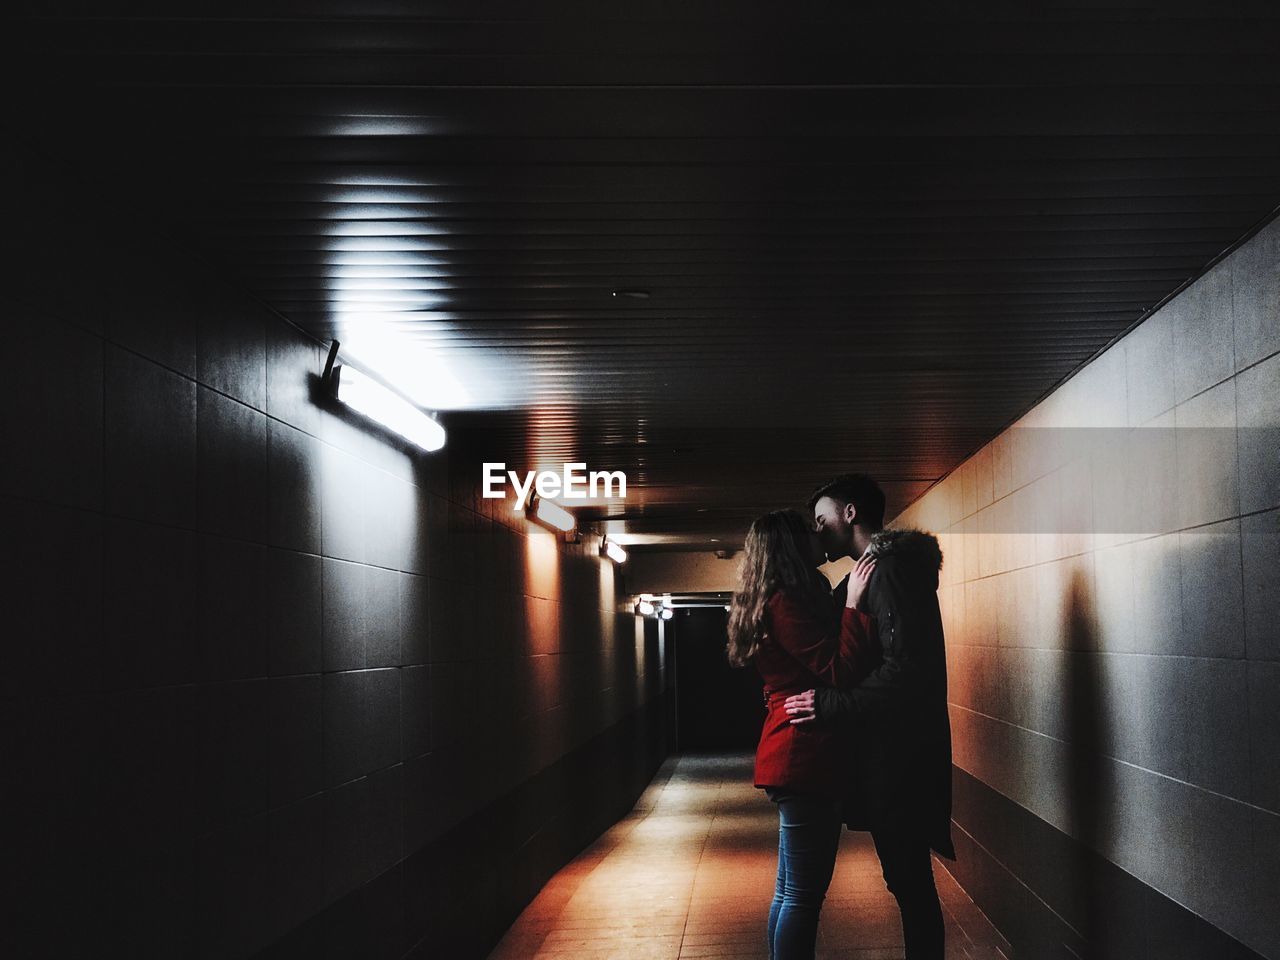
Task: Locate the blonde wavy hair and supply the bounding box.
[726,508,831,667]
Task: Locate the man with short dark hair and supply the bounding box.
[787,473,954,960]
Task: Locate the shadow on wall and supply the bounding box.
[1063,568,1113,953]
[1060,566,1173,959]
[988,567,1119,958]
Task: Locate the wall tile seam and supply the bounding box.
[1120,369,1234,432]
[100,322,109,801]
[255,785,333,822]
[101,331,459,484]
[103,336,267,416]
[128,804,281,855]
[920,343,1277,529]
[948,647,1260,665]
[0,489,587,590]
[315,450,329,793]
[947,813,1265,958]
[304,437,430,490]
[321,665,413,676]
[1119,335,1133,463]
[2,674,340,701]
[17,298,104,343]
[951,785,1279,951]
[323,761,413,796]
[321,554,431,578]
[940,820,1079,944]
[1230,345,1280,381]
[0,491,109,525]
[950,703,1277,815]
[88,338,447,515]
[1231,370,1255,783]
[950,544,1097,574]
[942,508,1264,584]
[53,765,432,840]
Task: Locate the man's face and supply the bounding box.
[811,495,854,562]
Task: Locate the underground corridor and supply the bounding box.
[5,5,1279,960]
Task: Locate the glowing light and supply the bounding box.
[604,540,628,564]
[327,117,443,137]
[338,319,473,410]
[335,365,445,452]
[660,608,673,620]
[534,498,576,532]
[636,600,656,617]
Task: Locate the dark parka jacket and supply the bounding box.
[816,528,955,859]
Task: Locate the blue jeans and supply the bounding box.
[766,790,843,960]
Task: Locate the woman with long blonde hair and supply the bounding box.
[727,508,878,960]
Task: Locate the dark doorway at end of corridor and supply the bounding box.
[671,607,765,752]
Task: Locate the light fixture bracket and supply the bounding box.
[322,338,446,452]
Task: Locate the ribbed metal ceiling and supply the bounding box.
[16,2,1280,548]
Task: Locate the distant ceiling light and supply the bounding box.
[533,497,576,533]
[325,342,446,452]
[612,289,650,300]
[636,599,656,617]
[602,537,628,564]
[660,608,673,620]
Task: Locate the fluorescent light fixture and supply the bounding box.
[333,363,446,452]
[636,600,656,617]
[602,538,628,564]
[639,593,655,603]
[660,608,673,620]
[534,498,576,533]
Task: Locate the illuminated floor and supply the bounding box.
[487,754,1009,960]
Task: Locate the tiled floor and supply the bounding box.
[487,754,1010,960]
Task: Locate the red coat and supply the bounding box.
[753,589,878,797]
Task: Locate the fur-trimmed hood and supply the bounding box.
[864,528,944,588]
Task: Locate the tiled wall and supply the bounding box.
[3,181,666,958]
[892,216,1279,957]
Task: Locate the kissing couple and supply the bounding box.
[726,473,954,960]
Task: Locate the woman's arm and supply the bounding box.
[767,593,875,688]
[767,558,877,687]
